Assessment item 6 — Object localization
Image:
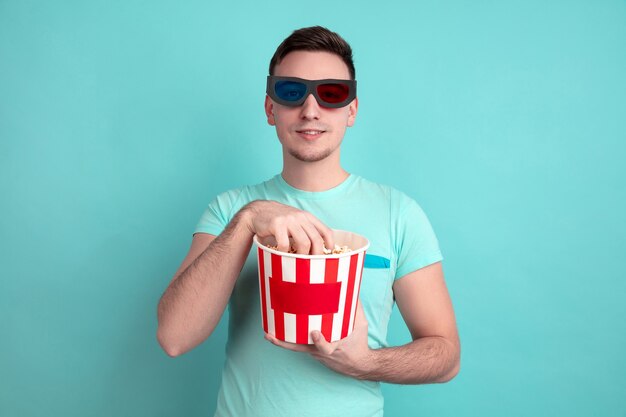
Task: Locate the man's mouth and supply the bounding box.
[296,129,326,135]
[295,125,328,140]
[296,129,325,135]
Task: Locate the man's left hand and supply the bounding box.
[264,300,374,379]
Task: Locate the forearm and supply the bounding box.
[157,204,255,356]
[359,336,460,384]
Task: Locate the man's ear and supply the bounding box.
[265,95,276,126]
[347,97,358,127]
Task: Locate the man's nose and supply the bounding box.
[299,94,321,119]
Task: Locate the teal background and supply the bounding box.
[1,0,625,415]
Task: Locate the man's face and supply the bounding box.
[265,51,358,163]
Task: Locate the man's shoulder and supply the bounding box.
[203,176,278,224]
[217,176,276,197]
[213,175,278,200]
[351,175,413,202]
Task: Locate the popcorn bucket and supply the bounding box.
[253,230,369,344]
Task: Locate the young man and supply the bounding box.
[157,26,460,417]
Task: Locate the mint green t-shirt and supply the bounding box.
[195,174,442,417]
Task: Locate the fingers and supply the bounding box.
[306,214,335,251]
[292,212,333,254]
[288,224,311,255]
[301,222,327,255]
[310,331,336,355]
[264,333,315,353]
[255,202,335,255]
[273,223,291,253]
[266,331,338,357]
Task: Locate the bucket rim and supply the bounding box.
[253,229,369,259]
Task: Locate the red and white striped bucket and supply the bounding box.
[253,230,369,344]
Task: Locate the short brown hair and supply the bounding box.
[269,26,355,80]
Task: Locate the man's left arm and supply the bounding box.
[358,261,460,383]
[266,261,460,384]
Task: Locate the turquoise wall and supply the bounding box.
[1,0,625,415]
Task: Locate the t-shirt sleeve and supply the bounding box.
[393,192,443,280]
[194,188,244,236]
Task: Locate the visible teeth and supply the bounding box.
[301,130,323,134]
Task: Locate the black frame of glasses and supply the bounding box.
[266,76,357,108]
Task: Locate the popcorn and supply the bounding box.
[267,245,297,254]
[267,243,352,255]
[323,244,351,254]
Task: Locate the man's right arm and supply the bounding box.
[156,200,334,357]
[156,205,254,357]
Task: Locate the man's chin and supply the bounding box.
[288,149,333,163]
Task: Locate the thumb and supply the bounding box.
[311,331,335,355]
[355,299,368,326]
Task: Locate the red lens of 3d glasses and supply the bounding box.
[316,83,350,104]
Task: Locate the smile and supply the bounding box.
[296,130,325,135]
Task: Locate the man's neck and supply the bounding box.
[281,154,349,192]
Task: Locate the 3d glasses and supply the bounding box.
[266,76,357,108]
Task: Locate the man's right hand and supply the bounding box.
[157,199,334,356]
[243,200,334,255]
